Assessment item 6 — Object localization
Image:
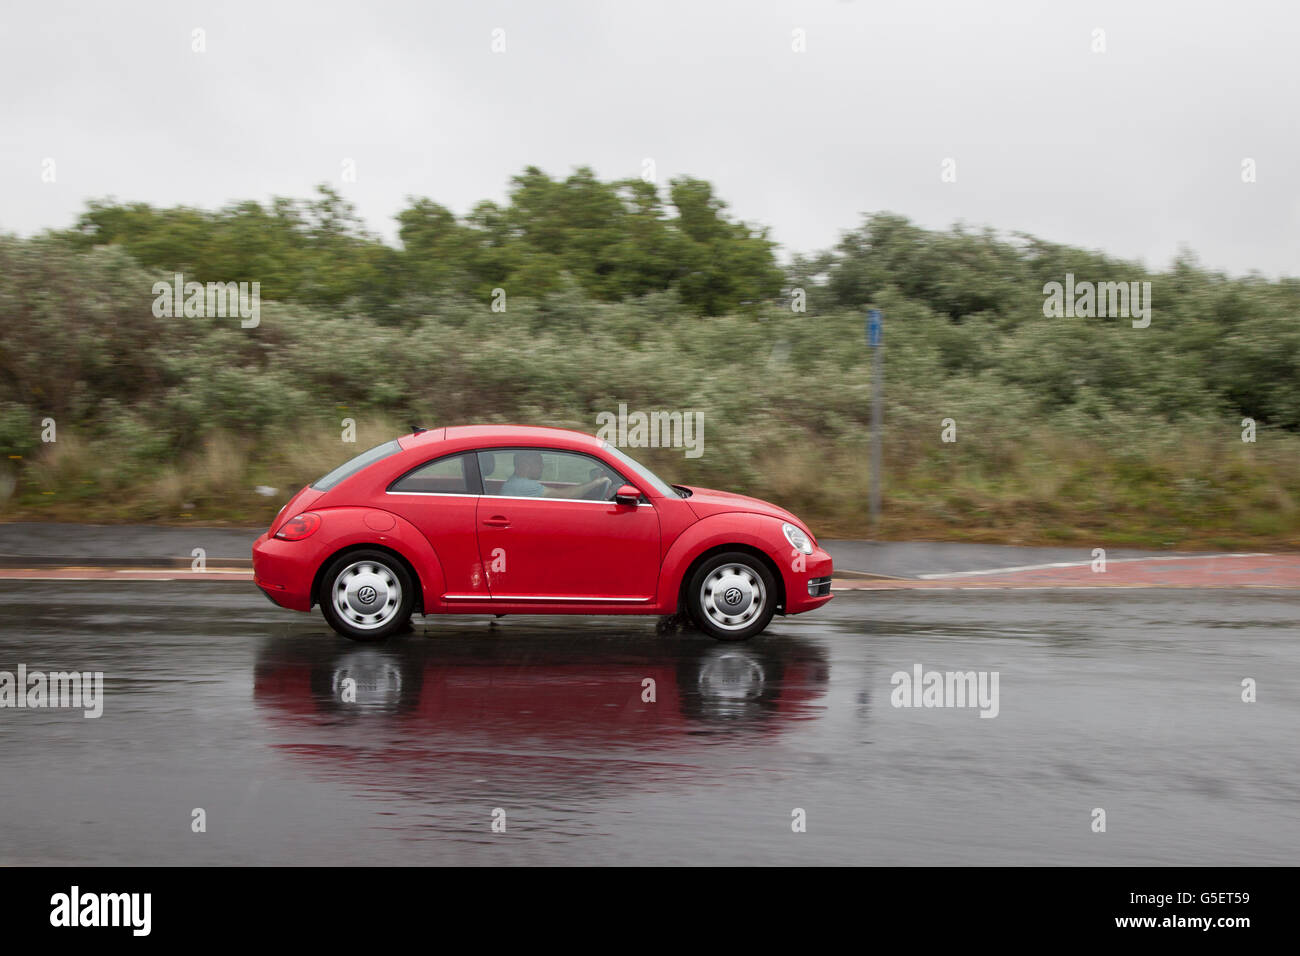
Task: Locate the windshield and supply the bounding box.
[600,442,681,498]
[312,440,402,490]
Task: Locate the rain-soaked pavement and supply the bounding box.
[0,581,1297,865]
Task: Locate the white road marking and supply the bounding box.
[915,553,1271,579]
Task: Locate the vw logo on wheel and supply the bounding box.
[357,585,378,605]
[723,586,744,606]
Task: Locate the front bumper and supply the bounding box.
[781,547,834,614]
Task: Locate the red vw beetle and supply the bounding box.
[251,425,833,641]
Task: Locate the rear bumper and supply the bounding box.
[251,532,315,612]
[781,547,834,615]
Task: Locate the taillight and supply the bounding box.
[275,512,321,540]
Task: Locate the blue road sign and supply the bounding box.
[867,309,882,347]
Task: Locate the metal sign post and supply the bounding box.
[866,309,883,534]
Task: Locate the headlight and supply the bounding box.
[782,522,813,555]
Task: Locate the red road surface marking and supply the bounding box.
[0,568,252,581]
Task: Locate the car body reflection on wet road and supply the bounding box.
[254,631,830,798]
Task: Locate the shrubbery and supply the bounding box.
[2,176,1297,546]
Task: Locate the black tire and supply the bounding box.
[318,549,415,642]
[685,551,777,641]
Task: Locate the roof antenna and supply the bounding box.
[409,424,428,434]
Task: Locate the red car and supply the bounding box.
[251,425,833,641]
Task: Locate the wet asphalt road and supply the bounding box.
[0,581,1297,865]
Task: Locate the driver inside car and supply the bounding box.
[500,451,611,499]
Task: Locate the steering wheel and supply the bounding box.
[583,468,615,500]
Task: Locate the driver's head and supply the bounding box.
[513,451,544,479]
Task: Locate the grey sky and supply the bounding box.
[2,0,1296,275]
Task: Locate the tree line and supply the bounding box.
[59,167,785,320]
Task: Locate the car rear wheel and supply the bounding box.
[686,552,777,641]
[319,550,415,642]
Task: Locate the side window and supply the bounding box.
[478,448,623,501]
[389,454,473,494]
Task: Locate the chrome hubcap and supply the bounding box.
[699,563,765,631]
[332,560,402,631]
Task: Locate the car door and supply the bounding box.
[474,448,660,602]
[385,452,491,599]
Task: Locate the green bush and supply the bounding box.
[1,200,1297,547]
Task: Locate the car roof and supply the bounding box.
[400,424,605,453]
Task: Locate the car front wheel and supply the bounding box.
[319,550,415,642]
[686,552,777,641]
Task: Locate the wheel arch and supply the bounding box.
[311,542,426,614]
[674,542,787,616]
[659,513,791,616]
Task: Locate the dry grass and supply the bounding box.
[4,417,1299,549]
[2,417,405,526]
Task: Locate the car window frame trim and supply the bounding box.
[473,445,646,504]
[386,450,481,496]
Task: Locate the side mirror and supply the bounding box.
[614,484,641,505]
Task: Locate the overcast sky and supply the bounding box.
[2,0,1296,275]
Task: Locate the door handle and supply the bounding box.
[482,516,511,528]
